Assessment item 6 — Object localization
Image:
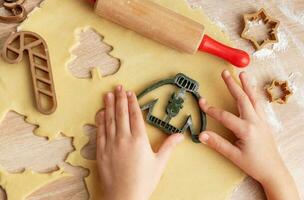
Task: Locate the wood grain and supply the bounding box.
[0,112,73,173]
[0,0,304,199]
[95,0,205,54]
[68,28,120,79]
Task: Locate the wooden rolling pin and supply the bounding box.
[86,0,250,68]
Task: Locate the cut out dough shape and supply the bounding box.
[81,125,97,160]
[0,111,74,173]
[68,28,120,79]
[0,186,6,200]
[27,163,90,200]
[0,167,67,200]
[0,0,244,199]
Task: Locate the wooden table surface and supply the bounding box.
[0,0,303,199]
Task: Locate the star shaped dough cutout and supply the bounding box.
[241,8,280,50]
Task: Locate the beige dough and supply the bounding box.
[0,0,244,199]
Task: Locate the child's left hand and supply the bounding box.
[96,85,184,200]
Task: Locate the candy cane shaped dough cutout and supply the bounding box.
[1,31,57,115]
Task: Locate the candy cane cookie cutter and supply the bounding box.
[0,0,27,23]
[1,31,57,115]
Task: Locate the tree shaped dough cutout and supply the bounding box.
[68,28,120,79]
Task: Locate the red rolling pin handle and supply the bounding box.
[198,35,250,68]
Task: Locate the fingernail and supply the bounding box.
[176,134,184,142]
[116,85,122,91]
[127,91,132,97]
[199,133,210,144]
[199,97,206,104]
[107,92,113,99]
[223,70,230,77]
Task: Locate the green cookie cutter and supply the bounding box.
[137,73,207,143]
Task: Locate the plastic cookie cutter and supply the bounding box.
[1,31,57,115]
[265,80,293,104]
[241,8,280,50]
[137,73,207,143]
[0,0,27,23]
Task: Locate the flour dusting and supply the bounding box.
[262,103,283,132]
[279,4,304,26]
[273,31,289,52]
[247,19,264,30]
[253,30,289,59]
[287,72,304,108]
[253,48,275,59]
[285,28,304,57]
[211,18,228,33]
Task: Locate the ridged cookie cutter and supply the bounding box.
[1,31,57,114]
[241,8,280,50]
[0,0,27,23]
[137,73,207,143]
[265,80,293,104]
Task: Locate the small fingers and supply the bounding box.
[127,91,146,138]
[199,131,241,163]
[157,134,184,165]
[199,98,245,138]
[115,85,131,136]
[96,111,106,153]
[105,92,116,142]
[222,70,256,118]
[239,72,266,118]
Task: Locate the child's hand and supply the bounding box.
[96,86,184,200]
[199,70,300,200]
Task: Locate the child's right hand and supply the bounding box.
[199,70,300,200]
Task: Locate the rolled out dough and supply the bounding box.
[0,0,244,199]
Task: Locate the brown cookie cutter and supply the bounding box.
[241,8,280,50]
[265,80,293,104]
[1,31,57,114]
[0,0,27,23]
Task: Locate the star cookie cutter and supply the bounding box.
[137,73,207,143]
[265,80,293,104]
[241,8,280,50]
[0,0,27,23]
[1,31,57,115]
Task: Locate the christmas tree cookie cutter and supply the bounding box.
[1,31,57,115]
[241,8,280,50]
[265,80,293,104]
[0,0,27,23]
[137,73,207,143]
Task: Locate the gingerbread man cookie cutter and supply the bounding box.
[0,0,27,23]
[1,31,57,115]
[241,8,280,50]
[265,80,293,104]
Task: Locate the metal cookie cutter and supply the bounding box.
[137,73,207,143]
[0,0,27,23]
